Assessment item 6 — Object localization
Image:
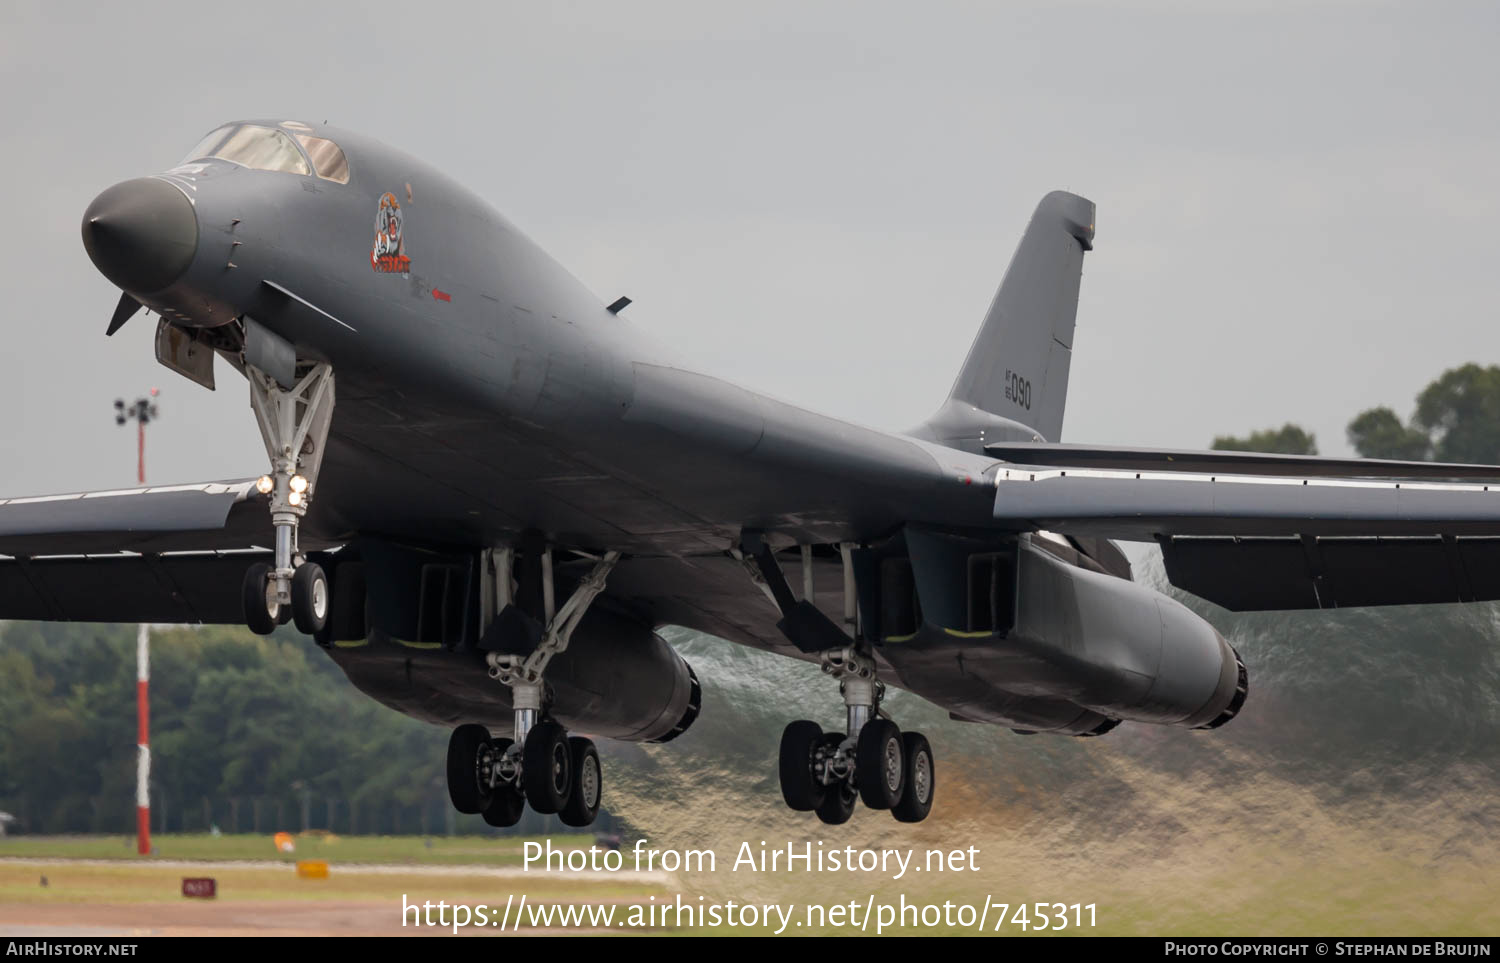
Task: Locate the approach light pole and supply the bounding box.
[114,388,159,485]
[115,389,160,855]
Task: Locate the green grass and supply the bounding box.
[0,832,596,867]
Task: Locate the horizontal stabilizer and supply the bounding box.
[985,442,1500,480]
[1162,535,1500,611]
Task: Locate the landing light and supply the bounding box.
[255,475,274,494]
[288,490,303,507]
[290,475,309,494]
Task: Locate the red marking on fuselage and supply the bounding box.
[432,289,451,302]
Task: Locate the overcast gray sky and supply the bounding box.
[2,0,1496,495]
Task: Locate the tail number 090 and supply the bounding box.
[1005,370,1032,411]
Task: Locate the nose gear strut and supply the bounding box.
[241,359,335,637]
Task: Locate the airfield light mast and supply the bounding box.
[114,389,159,856]
[114,388,159,484]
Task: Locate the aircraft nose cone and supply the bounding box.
[81,178,198,294]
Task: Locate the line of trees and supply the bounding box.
[0,621,595,837]
[1212,363,1500,461]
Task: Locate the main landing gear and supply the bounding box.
[240,361,335,638]
[778,645,935,824]
[735,535,935,824]
[445,719,603,829]
[445,547,620,828]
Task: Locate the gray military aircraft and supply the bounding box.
[5,120,1500,826]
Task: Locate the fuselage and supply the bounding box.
[74,120,1246,745]
[99,120,1000,557]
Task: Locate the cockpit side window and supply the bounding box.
[195,125,311,176]
[294,134,350,184]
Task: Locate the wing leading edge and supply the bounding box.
[991,466,1500,540]
[0,481,265,556]
[984,442,1500,480]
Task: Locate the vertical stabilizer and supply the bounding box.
[913,191,1094,453]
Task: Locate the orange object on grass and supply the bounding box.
[296,860,329,879]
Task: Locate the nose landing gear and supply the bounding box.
[241,359,336,638]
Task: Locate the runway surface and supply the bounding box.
[0,856,673,884]
[0,857,673,937]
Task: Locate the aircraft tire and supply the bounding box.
[482,788,524,827]
[481,738,525,827]
[446,724,492,815]
[558,737,602,827]
[855,718,905,810]
[243,562,278,636]
[522,720,573,815]
[814,734,856,825]
[778,720,826,811]
[291,562,330,635]
[891,732,935,823]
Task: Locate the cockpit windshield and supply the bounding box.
[183,124,309,175]
[182,123,351,183]
[181,126,234,164]
[213,126,310,175]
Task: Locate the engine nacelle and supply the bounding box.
[1012,543,1247,728]
[327,605,701,745]
[544,608,702,743]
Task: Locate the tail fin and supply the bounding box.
[913,191,1094,452]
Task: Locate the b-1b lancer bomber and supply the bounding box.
[6,120,1500,825]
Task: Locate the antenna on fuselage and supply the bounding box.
[606,296,632,315]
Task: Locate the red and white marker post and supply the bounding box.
[114,390,160,856]
[137,622,150,855]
